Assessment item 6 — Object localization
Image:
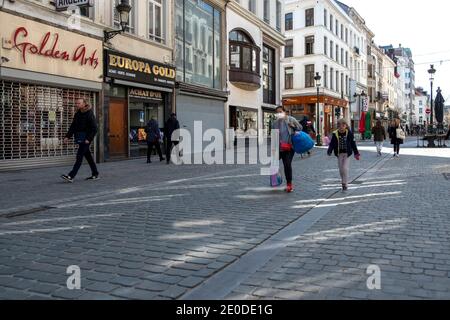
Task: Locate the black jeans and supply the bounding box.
[147,141,164,161]
[393,144,401,154]
[69,143,98,178]
[166,139,179,163]
[280,150,295,184]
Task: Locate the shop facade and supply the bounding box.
[0,11,103,171]
[283,95,348,138]
[103,50,175,160]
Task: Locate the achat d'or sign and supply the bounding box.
[108,53,176,79]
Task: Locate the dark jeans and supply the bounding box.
[69,143,98,178]
[393,144,401,154]
[166,139,179,163]
[147,141,164,161]
[280,150,295,184]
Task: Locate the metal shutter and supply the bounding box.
[0,81,94,171]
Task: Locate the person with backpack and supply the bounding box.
[388,118,405,158]
[145,118,165,163]
[372,120,387,156]
[327,118,361,191]
[61,98,99,183]
[272,106,302,193]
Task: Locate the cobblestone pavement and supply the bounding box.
[0,140,449,300]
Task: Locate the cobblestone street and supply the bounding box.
[0,140,449,300]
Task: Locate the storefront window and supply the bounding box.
[129,100,164,158]
[175,0,222,89]
[230,106,258,138]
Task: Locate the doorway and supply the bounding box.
[108,99,128,158]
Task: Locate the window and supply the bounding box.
[148,0,164,43]
[341,24,344,40]
[229,30,260,73]
[330,14,333,32]
[80,6,93,19]
[330,40,334,59]
[335,19,338,36]
[285,39,293,58]
[345,51,348,67]
[114,0,135,34]
[324,36,328,55]
[341,48,344,65]
[341,73,344,94]
[305,8,314,27]
[305,36,314,55]
[276,1,281,31]
[324,9,328,27]
[345,75,348,95]
[324,65,328,88]
[248,0,256,13]
[263,44,276,104]
[345,28,348,43]
[285,67,294,89]
[330,67,334,90]
[285,13,293,31]
[419,108,423,114]
[305,64,315,88]
[175,0,222,89]
[419,100,423,106]
[336,45,339,62]
[336,71,339,92]
[264,0,270,23]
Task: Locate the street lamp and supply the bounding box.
[314,72,322,146]
[104,0,132,42]
[428,64,436,132]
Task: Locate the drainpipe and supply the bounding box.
[224,0,232,149]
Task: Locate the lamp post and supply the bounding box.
[428,64,436,133]
[314,72,322,146]
[104,0,132,42]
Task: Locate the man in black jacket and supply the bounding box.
[165,113,180,164]
[61,98,99,183]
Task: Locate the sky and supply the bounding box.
[342,0,450,103]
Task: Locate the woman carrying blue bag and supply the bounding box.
[272,106,302,193]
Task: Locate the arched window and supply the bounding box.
[229,30,260,74]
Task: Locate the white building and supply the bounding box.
[226,0,285,146]
[282,0,355,138]
[414,87,429,126]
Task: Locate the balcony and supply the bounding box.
[229,69,261,91]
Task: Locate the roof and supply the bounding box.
[334,0,351,14]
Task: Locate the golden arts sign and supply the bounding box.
[105,50,175,88]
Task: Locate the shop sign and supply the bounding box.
[12,27,99,69]
[129,88,163,100]
[106,50,176,88]
[55,0,94,11]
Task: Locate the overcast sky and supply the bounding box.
[342,0,450,102]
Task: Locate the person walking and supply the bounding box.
[61,98,99,183]
[388,118,405,158]
[327,119,361,191]
[165,113,180,164]
[273,106,302,193]
[145,118,165,163]
[372,120,386,156]
[300,116,315,156]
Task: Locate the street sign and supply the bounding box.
[55,0,94,12]
[426,109,431,114]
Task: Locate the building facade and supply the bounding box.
[414,87,429,126]
[282,0,353,138]
[0,0,104,170]
[225,0,285,146]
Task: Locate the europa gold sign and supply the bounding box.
[106,50,175,88]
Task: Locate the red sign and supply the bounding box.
[12,27,99,69]
[426,109,431,114]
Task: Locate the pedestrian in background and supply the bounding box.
[61,98,99,183]
[300,116,315,156]
[165,113,180,164]
[145,117,165,163]
[327,119,361,191]
[388,118,405,158]
[372,120,386,156]
[273,106,302,193]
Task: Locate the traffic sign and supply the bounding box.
[426,109,431,114]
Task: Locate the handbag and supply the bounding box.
[292,131,315,154]
[270,170,283,187]
[74,132,87,144]
[396,127,406,140]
